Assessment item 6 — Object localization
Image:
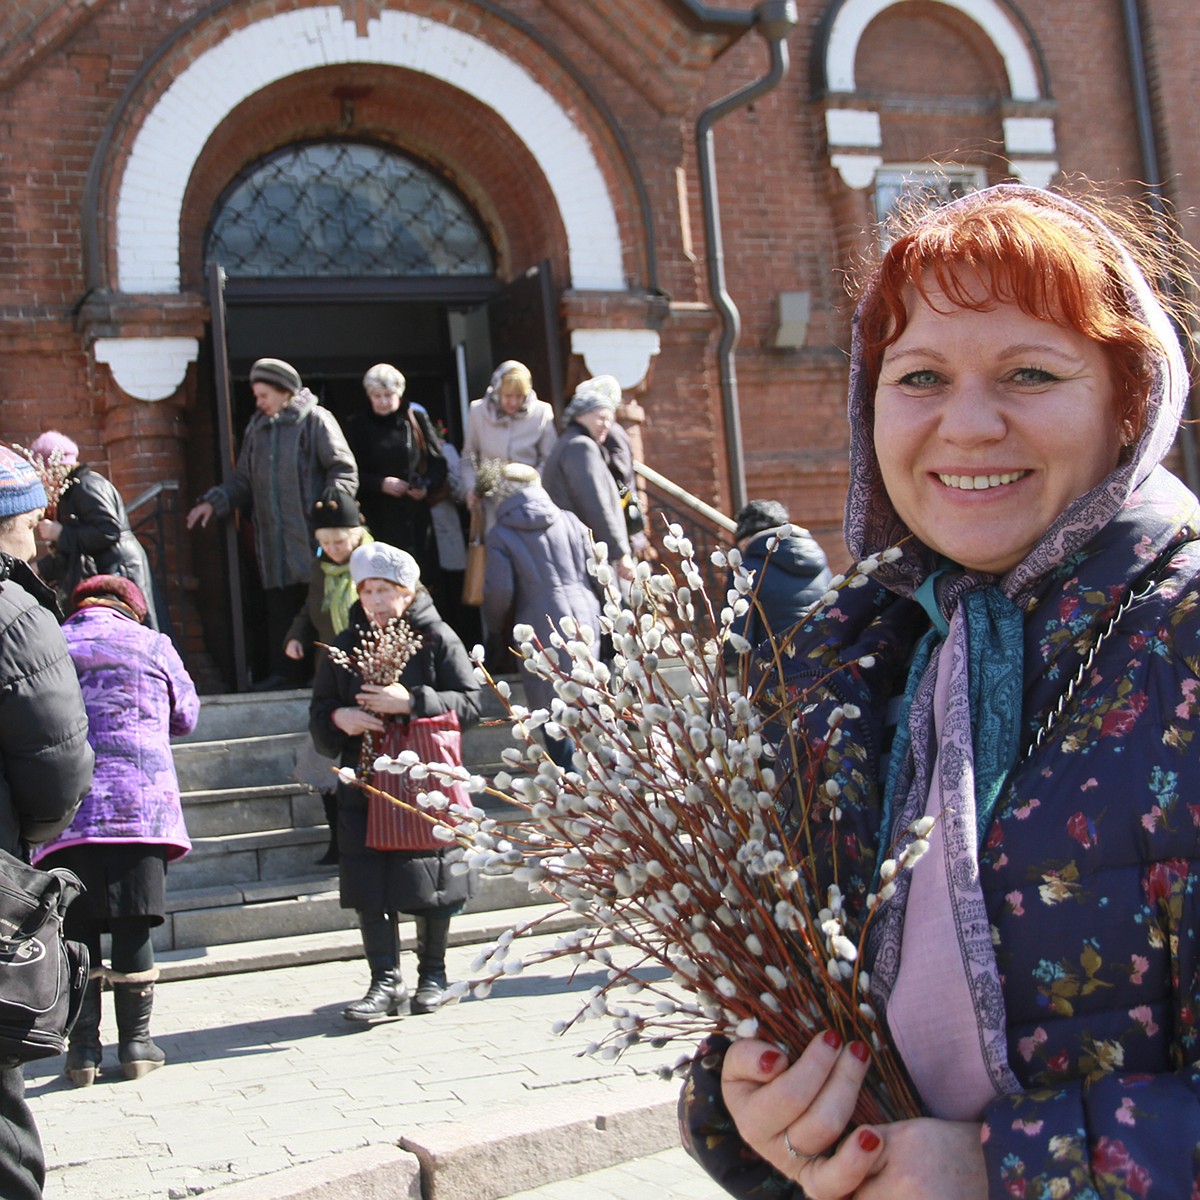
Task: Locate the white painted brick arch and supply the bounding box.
[115,7,625,294]
[825,0,1041,100]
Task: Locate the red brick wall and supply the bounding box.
[1,0,1196,670]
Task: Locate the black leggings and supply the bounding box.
[65,915,156,976]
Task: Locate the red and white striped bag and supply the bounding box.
[366,711,471,851]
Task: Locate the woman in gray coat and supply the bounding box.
[483,464,601,769]
[540,375,634,587]
[186,357,358,688]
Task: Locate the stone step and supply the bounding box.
[157,866,546,953]
[177,689,312,743]
[174,716,516,791]
[181,782,326,838]
[173,732,308,791]
[170,824,338,890]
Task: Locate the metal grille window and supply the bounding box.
[205,142,494,278]
[873,166,986,248]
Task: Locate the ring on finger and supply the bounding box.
[782,1127,822,1163]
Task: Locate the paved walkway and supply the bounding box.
[24,920,728,1200]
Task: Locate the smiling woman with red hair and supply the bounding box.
[681,186,1200,1199]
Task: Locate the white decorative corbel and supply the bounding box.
[830,153,884,190]
[1007,159,1059,189]
[93,337,199,402]
[570,329,661,390]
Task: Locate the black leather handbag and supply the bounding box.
[0,849,88,1065]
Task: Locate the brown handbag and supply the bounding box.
[461,508,486,607]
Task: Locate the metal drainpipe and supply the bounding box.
[696,1,799,514]
[1121,0,1200,494]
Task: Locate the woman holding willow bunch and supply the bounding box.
[681,185,1200,1197]
[310,542,480,1021]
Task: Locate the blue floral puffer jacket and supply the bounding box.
[681,480,1200,1199]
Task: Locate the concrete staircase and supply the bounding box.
[159,685,529,953]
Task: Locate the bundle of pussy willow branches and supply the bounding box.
[12,443,73,516]
[322,619,423,775]
[359,527,925,1124]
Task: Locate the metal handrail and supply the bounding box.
[633,462,733,599]
[127,479,180,514]
[634,461,736,534]
[126,480,185,644]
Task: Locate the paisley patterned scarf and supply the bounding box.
[843,185,1189,1119]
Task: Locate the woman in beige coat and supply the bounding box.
[461,361,557,533]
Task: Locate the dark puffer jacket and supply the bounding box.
[728,525,833,651]
[682,476,1200,1198]
[0,555,93,853]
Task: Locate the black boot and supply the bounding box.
[343,912,408,1021]
[341,968,408,1021]
[64,974,103,1087]
[315,792,339,866]
[411,912,452,1015]
[110,969,165,1080]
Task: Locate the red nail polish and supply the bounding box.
[858,1129,881,1152]
[822,1029,843,1050]
[849,1040,870,1062]
[759,1049,784,1074]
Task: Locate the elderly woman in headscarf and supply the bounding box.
[541,375,635,584]
[31,430,161,630]
[482,463,602,770]
[186,357,358,689]
[35,574,198,1087]
[461,360,557,533]
[310,542,480,1021]
[681,185,1200,1198]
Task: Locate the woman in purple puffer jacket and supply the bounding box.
[34,575,199,1087]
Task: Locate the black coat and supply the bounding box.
[39,464,160,629]
[0,556,93,854]
[309,590,480,913]
[344,405,447,581]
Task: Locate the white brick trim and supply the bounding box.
[115,7,624,294]
[1002,116,1056,155]
[825,108,882,150]
[826,0,1042,101]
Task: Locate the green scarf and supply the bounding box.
[320,531,373,635]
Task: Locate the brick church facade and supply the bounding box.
[1,0,1197,685]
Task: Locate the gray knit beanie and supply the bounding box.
[249,358,303,394]
[350,543,420,590]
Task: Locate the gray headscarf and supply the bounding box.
[562,375,620,427]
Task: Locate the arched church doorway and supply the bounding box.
[191,139,563,689]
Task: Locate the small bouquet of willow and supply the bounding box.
[363,526,927,1124]
[11,442,73,516]
[322,619,424,776]
[472,455,506,500]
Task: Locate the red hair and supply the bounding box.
[858,195,1164,440]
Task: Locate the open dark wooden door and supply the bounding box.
[207,262,249,691]
[484,260,565,412]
